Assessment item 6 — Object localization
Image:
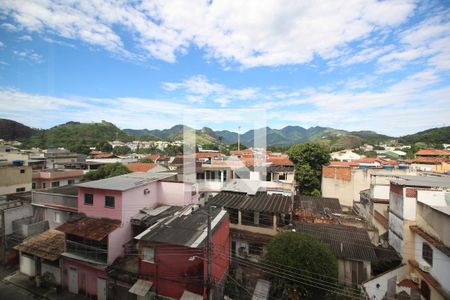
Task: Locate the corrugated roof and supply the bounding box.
[390,175,450,188]
[137,206,227,247]
[57,216,121,241]
[295,223,377,262]
[295,195,342,214]
[209,191,292,214]
[127,163,157,172]
[76,172,177,191]
[14,229,64,261]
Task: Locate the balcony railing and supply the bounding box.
[66,239,107,263]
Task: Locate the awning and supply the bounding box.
[180,290,203,300]
[128,279,153,297]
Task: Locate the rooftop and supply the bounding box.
[33,185,79,196]
[127,162,158,172]
[416,149,450,156]
[209,191,292,214]
[135,205,227,248]
[57,215,121,241]
[295,223,377,262]
[14,229,64,261]
[390,175,450,188]
[75,172,177,191]
[294,195,342,215]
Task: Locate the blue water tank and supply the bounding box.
[12,160,24,166]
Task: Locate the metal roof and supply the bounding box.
[391,175,450,188]
[295,223,377,262]
[295,195,342,214]
[136,206,228,248]
[14,229,64,261]
[209,191,292,214]
[222,179,263,195]
[57,216,121,241]
[76,172,177,191]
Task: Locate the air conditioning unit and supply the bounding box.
[418,261,431,273]
[410,273,419,284]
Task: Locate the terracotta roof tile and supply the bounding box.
[127,163,157,172]
[14,229,64,261]
[57,216,121,241]
[416,149,450,156]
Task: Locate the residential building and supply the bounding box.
[330,149,362,161]
[408,157,450,173]
[14,229,65,288]
[293,195,342,223]
[321,161,414,209]
[209,190,293,262]
[0,162,32,195]
[128,205,230,300]
[295,223,377,286]
[415,149,450,158]
[57,172,199,299]
[44,148,82,169]
[32,169,84,190]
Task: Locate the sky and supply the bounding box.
[0,0,449,136]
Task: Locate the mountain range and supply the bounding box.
[0,118,448,150]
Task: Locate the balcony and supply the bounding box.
[65,239,107,264]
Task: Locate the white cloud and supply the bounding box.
[162,75,258,106]
[12,49,43,63]
[0,41,4,48]
[1,22,18,31]
[0,0,419,68]
[18,34,32,41]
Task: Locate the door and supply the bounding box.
[97,277,107,300]
[68,267,78,294]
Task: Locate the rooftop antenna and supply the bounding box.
[237,126,241,151]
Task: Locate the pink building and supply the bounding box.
[58,172,199,299]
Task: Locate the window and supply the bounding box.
[68,179,75,185]
[54,212,62,223]
[279,172,287,180]
[422,242,433,266]
[16,187,25,192]
[105,196,115,208]
[32,182,36,189]
[420,280,431,300]
[84,193,94,205]
[229,209,238,224]
[42,182,46,189]
[51,181,60,187]
[20,169,25,174]
[143,247,155,263]
[249,243,263,256]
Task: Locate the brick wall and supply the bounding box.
[405,188,417,198]
[322,166,352,181]
[390,183,403,195]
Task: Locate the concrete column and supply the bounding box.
[273,214,277,231]
[220,170,224,183]
[238,210,242,225]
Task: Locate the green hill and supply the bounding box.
[0,119,37,140]
[399,126,450,145]
[22,121,132,149]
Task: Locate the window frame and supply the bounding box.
[422,242,433,266]
[105,195,115,208]
[84,193,94,205]
[143,247,155,263]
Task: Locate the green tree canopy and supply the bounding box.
[68,144,91,155]
[264,232,338,300]
[82,163,131,181]
[139,157,154,163]
[112,145,131,156]
[96,141,113,152]
[287,142,330,195]
[228,142,248,151]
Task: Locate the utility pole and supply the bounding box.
[237,126,240,152]
[206,205,212,300]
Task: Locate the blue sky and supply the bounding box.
[0,0,449,136]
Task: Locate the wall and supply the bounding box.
[372,184,390,200]
[4,204,33,235]
[32,191,78,208]
[63,257,107,298]
[78,188,122,221]
[107,225,129,265]
[414,234,450,293]
[389,184,404,219]
[157,181,199,206]
[416,201,450,247]
[43,208,75,229]
[388,213,403,255]
[42,261,62,284]
[0,165,32,195]
[19,252,36,276]
[362,264,408,300]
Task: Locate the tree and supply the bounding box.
[112,145,131,156]
[228,143,248,151]
[139,157,154,163]
[82,163,131,181]
[287,142,330,195]
[68,144,91,155]
[96,141,113,152]
[264,232,338,300]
